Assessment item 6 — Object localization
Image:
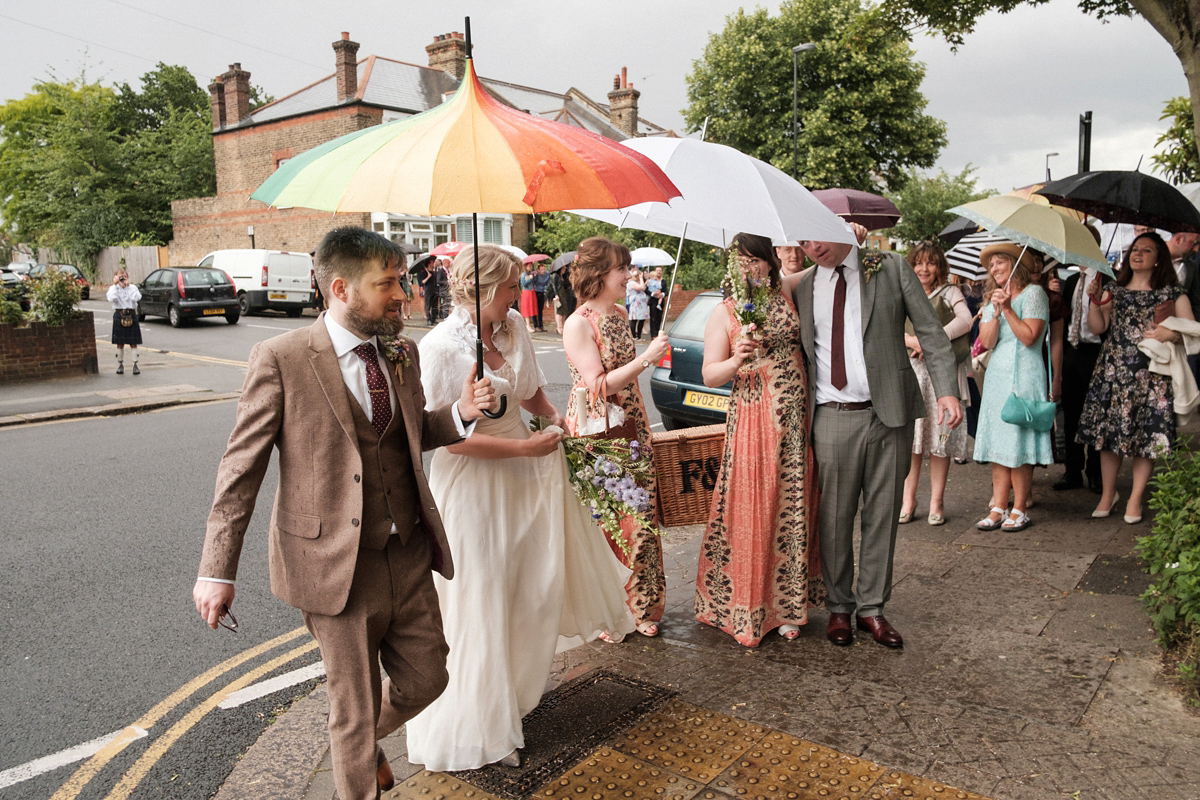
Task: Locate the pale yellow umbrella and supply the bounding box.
[947,195,1112,276]
[1008,183,1087,223]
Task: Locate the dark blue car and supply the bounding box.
[650,290,732,430]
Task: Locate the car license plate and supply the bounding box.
[203,308,225,315]
[683,391,728,412]
[269,292,287,300]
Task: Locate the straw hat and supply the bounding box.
[979,242,1037,274]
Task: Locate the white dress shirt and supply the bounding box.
[106,283,141,309]
[812,249,871,404]
[1070,268,1102,346]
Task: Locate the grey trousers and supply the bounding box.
[812,405,913,617]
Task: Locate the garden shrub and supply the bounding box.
[28,267,82,325]
[1140,437,1200,701]
[0,294,24,326]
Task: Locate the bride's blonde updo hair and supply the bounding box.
[448,245,521,310]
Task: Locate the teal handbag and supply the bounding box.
[999,329,1056,432]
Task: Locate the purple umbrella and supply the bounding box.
[811,188,901,231]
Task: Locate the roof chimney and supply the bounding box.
[207,76,226,130]
[333,31,360,102]
[221,63,251,126]
[426,31,468,81]
[607,66,641,139]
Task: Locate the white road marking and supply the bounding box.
[0,727,148,789]
[534,346,564,354]
[651,423,664,429]
[217,661,326,709]
[246,324,293,331]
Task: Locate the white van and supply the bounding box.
[197,249,315,316]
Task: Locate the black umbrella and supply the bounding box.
[394,240,424,254]
[550,251,576,272]
[1036,170,1200,233]
[408,254,434,275]
[938,215,979,245]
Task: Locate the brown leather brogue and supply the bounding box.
[855,615,903,648]
[826,612,853,646]
[377,747,395,792]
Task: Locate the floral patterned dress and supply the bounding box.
[694,294,824,646]
[1077,284,1183,459]
[567,304,666,626]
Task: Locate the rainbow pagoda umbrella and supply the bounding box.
[252,19,679,417]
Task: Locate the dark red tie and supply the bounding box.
[830,265,847,390]
[353,341,392,436]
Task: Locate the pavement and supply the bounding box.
[6,325,1200,800]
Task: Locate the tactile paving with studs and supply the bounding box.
[408,672,993,800]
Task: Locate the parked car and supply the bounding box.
[1,268,31,311]
[649,290,731,430]
[197,249,315,316]
[27,263,90,299]
[4,263,33,277]
[137,267,239,327]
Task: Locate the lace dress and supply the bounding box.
[694,295,824,646]
[404,307,633,771]
[566,304,666,627]
[1077,284,1183,459]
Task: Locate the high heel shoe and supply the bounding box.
[1092,492,1120,518]
[779,624,800,640]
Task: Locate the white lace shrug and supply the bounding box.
[417,307,546,410]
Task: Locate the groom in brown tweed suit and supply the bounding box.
[193,228,495,800]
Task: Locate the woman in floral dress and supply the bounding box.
[1077,232,1194,524]
[694,233,822,646]
[564,237,671,636]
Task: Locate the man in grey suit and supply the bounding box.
[791,239,962,648]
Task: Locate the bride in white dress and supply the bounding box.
[404,245,634,771]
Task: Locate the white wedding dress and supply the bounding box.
[404,308,634,771]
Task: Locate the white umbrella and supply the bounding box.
[572,138,855,248]
[629,246,676,267]
[571,138,856,323]
[946,231,1011,281]
[497,244,528,260]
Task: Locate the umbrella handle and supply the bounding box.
[483,397,508,419]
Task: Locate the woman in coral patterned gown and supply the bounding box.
[694,233,823,647]
[564,237,672,636]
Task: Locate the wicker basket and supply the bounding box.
[651,424,727,527]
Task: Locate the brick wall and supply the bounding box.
[214,106,383,195]
[170,194,370,265]
[0,312,99,383]
[171,105,383,263]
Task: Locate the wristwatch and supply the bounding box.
[640,359,651,369]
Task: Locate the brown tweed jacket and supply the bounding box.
[198,314,462,617]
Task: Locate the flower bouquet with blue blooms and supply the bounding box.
[530,416,657,558]
[720,247,773,364]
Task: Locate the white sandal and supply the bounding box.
[976,506,1007,531]
[1001,509,1031,532]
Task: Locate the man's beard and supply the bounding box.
[344,295,404,337]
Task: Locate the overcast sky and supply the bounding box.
[0,0,1186,195]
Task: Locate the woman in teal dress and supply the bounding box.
[973,243,1053,533]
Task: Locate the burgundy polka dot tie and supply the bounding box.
[353,341,392,436]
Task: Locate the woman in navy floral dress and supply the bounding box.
[1077,232,1194,523]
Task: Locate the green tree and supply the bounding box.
[683,0,947,192]
[1152,96,1200,185]
[529,213,725,290]
[874,1,1200,168]
[0,64,216,263]
[887,165,996,243]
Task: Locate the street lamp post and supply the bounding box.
[1045,152,1059,182]
[792,42,816,181]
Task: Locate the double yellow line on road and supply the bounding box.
[51,626,316,800]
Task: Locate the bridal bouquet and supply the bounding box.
[720,248,772,337]
[531,416,657,558]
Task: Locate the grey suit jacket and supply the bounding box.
[198,314,463,617]
[792,250,958,428]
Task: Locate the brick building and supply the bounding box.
[169,32,671,265]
